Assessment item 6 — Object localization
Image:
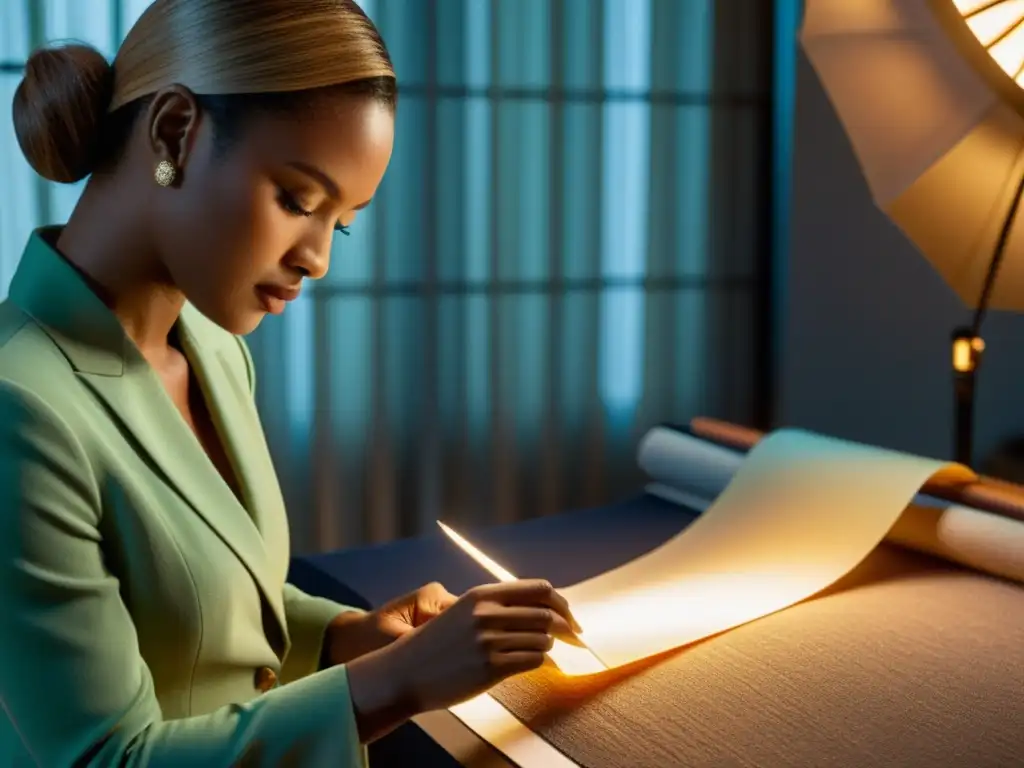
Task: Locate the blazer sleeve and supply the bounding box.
[280,584,364,683]
[0,381,367,767]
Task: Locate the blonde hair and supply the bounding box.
[13,0,395,184]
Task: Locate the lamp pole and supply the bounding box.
[951,327,984,467]
[952,162,1024,467]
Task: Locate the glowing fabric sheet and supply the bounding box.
[442,429,972,674]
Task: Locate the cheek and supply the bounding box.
[172,165,286,281]
[188,162,263,241]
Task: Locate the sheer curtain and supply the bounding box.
[0,0,774,554]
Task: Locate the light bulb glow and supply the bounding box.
[955,0,1024,86]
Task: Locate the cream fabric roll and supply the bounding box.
[639,426,1024,586]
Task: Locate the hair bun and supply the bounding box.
[13,44,114,184]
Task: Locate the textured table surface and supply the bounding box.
[292,495,1024,768]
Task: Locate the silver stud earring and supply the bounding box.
[154,159,177,188]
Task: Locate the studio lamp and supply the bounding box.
[948,0,1024,467]
[801,0,1024,467]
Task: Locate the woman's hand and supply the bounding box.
[324,582,459,666]
[346,579,581,742]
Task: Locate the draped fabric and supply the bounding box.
[0,0,774,554]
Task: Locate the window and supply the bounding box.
[0,0,774,551]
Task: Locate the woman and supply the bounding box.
[0,1,580,765]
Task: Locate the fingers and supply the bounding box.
[482,634,550,678]
[478,630,554,653]
[494,651,548,676]
[471,579,583,633]
[472,603,574,638]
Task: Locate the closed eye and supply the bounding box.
[277,188,312,217]
[279,188,350,235]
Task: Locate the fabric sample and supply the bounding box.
[490,546,1024,768]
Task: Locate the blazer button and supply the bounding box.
[254,666,278,693]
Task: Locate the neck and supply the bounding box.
[56,178,185,362]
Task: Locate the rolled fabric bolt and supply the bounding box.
[689,417,1024,523]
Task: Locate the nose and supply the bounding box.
[285,236,331,281]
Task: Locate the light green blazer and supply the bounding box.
[0,229,366,766]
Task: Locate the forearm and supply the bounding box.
[346,645,418,743]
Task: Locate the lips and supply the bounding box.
[256,284,301,316]
[257,284,301,302]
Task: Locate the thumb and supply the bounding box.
[414,582,459,622]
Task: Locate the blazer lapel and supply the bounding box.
[176,306,291,571]
[7,229,289,651]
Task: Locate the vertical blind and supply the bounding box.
[0,0,773,554]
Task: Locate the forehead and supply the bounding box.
[240,96,394,201]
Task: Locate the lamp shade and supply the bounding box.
[956,0,1024,88]
[800,0,1024,311]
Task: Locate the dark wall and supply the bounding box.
[779,53,1024,466]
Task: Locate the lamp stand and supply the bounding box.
[951,161,1024,467]
[951,326,983,466]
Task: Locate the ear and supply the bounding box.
[145,85,202,181]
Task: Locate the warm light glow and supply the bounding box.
[439,522,811,676]
[441,431,973,678]
[449,694,577,767]
[562,571,817,663]
[952,335,985,372]
[955,0,1024,86]
[437,521,607,676]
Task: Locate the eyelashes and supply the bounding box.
[276,188,350,236]
[276,188,311,217]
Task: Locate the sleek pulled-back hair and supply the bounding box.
[12,0,397,184]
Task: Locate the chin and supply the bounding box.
[188,301,265,338]
[222,312,266,337]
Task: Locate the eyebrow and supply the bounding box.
[287,161,340,199]
[286,161,372,210]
